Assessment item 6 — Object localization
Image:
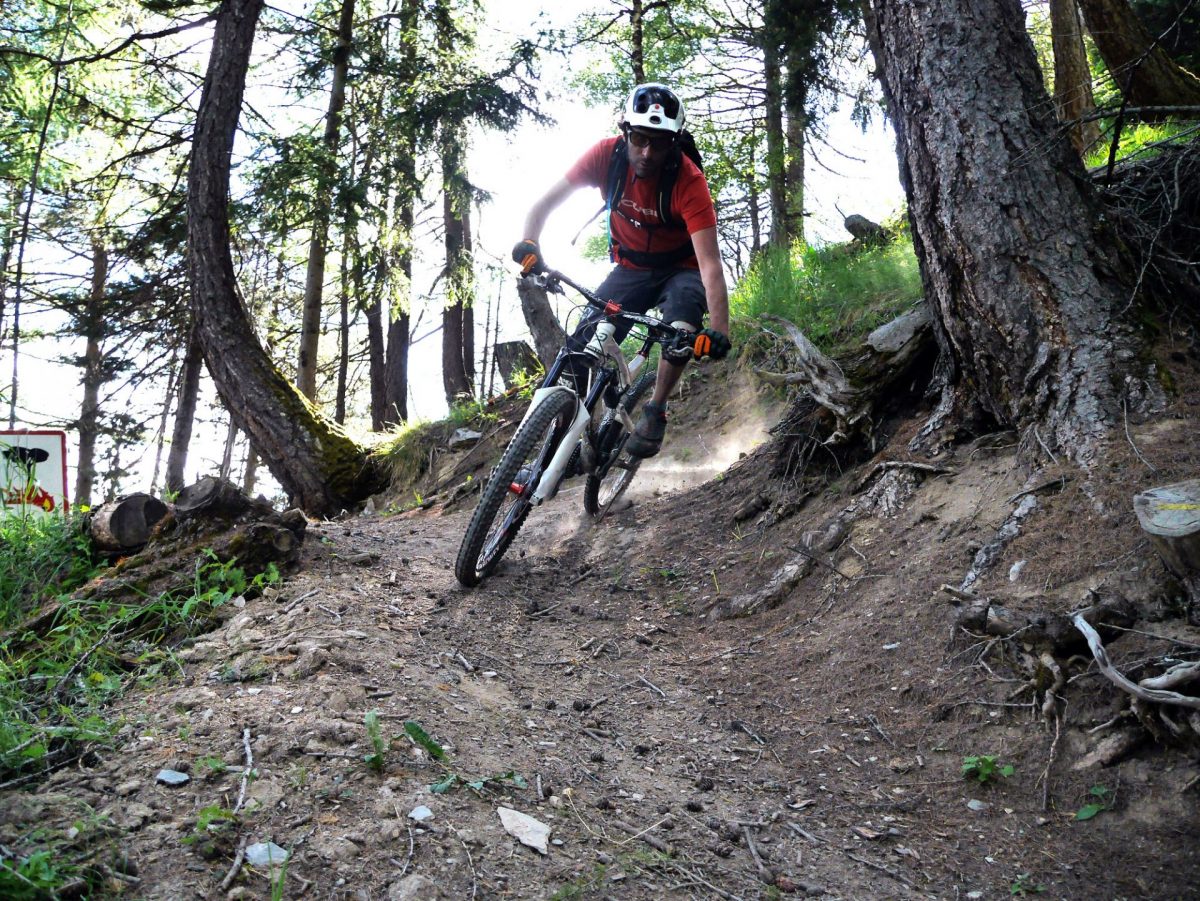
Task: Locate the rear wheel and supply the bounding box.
[583,369,656,519]
[455,390,576,586]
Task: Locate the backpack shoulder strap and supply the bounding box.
[656,146,683,230]
[605,138,628,213]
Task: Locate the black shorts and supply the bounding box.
[594,266,707,334]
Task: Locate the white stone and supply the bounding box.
[497,806,551,855]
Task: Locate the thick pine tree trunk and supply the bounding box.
[297,0,356,399]
[165,326,203,495]
[1050,0,1101,155]
[74,240,107,508]
[186,0,384,515]
[864,0,1152,462]
[440,138,473,404]
[783,74,806,246]
[1077,0,1200,108]
[763,39,789,248]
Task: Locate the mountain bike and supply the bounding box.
[454,269,697,587]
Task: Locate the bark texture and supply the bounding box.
[516,277,565,368]
[864,0,1151,461]
[297,0,356,399]
[165,326,203,495]
[1050,0,1101,155]
[1077,0,1200,108]
[74,240,107,508]
[186,0,385,515]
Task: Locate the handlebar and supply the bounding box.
[525,269,690,343]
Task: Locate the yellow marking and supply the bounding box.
[1157,503,1200,511]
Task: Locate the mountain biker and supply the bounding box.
[513,83,731,459]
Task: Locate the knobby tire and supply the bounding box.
[454,390,576,587]
[583,369,656,519]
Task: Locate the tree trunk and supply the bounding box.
[75,240,107,509]
[630,0,647,84]
[186,0,385,515]
[783,69,806,245]
[863,0,1152,461]
[297,0,356,399]
[516,277,565,368]
[1077,0,1200,108]
[1050,0,1102,155]
[440,128,473,404]
[219,416,237,480]
[335,230,351,424]
[166,326,204,495]
[763,37,789,248]
[242,448,259,496]
[148,344,180,496]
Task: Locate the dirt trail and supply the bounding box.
[11,363,1200,899]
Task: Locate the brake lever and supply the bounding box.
[527,272,564,295]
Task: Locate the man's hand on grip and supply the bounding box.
[512,239,544,275]
[693,328,731,361]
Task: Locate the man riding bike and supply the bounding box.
[513,83,732,459]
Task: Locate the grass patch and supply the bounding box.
[730,234,924,358]
[1084,118,1192,170]
[372,396,502,502]
[0,511,99,628]
[0,535,279,785]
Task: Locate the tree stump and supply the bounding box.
[517,277,566,367]
[493,340,541,388]
[90,493,170,553]
[175,475,252,519]
[1134,480,1200,612]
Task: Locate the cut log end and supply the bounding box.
[91,493,170,552]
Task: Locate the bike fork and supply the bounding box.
[530,402,591,505]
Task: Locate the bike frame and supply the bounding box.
[519,270,680,506]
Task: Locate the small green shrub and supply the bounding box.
[729,234,923,358]
[962,754,1015,784]
[1074,784,1114,821]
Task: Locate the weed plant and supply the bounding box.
[0,510,98,628]
[0,544,279,784]
[729,234,923,359]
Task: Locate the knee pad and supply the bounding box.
[663,320,696,368]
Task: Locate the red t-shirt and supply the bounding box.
[565,136,717,270]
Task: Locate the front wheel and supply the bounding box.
[583,369,656,519]
[455,389,576,587]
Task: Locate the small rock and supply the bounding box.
[409,805,433,822]
[497,806,551,855]
[115,780,141,797]
[389,875,440,900]
[155,769,190,787]
[1008,560,1027,581]
[967,799,990,812]
[245,842,289,868]
[449,428,483,448]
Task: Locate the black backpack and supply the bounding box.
[603,129,704,267]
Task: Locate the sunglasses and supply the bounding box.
[626,129,676,152]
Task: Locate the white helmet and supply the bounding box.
[623,83,685,134]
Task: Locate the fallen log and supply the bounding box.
[90,493,170,553]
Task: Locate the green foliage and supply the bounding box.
[1010,873,1046,896]
[1074,784,1114,821]
[0,550,279,783]
[363,711,387,772]
[729,235,923,356]
[0,511,99,628]
[404,719,528,795]
[961,754,1015,784]
[1083,119,1192,170]
[403,720,446,760]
